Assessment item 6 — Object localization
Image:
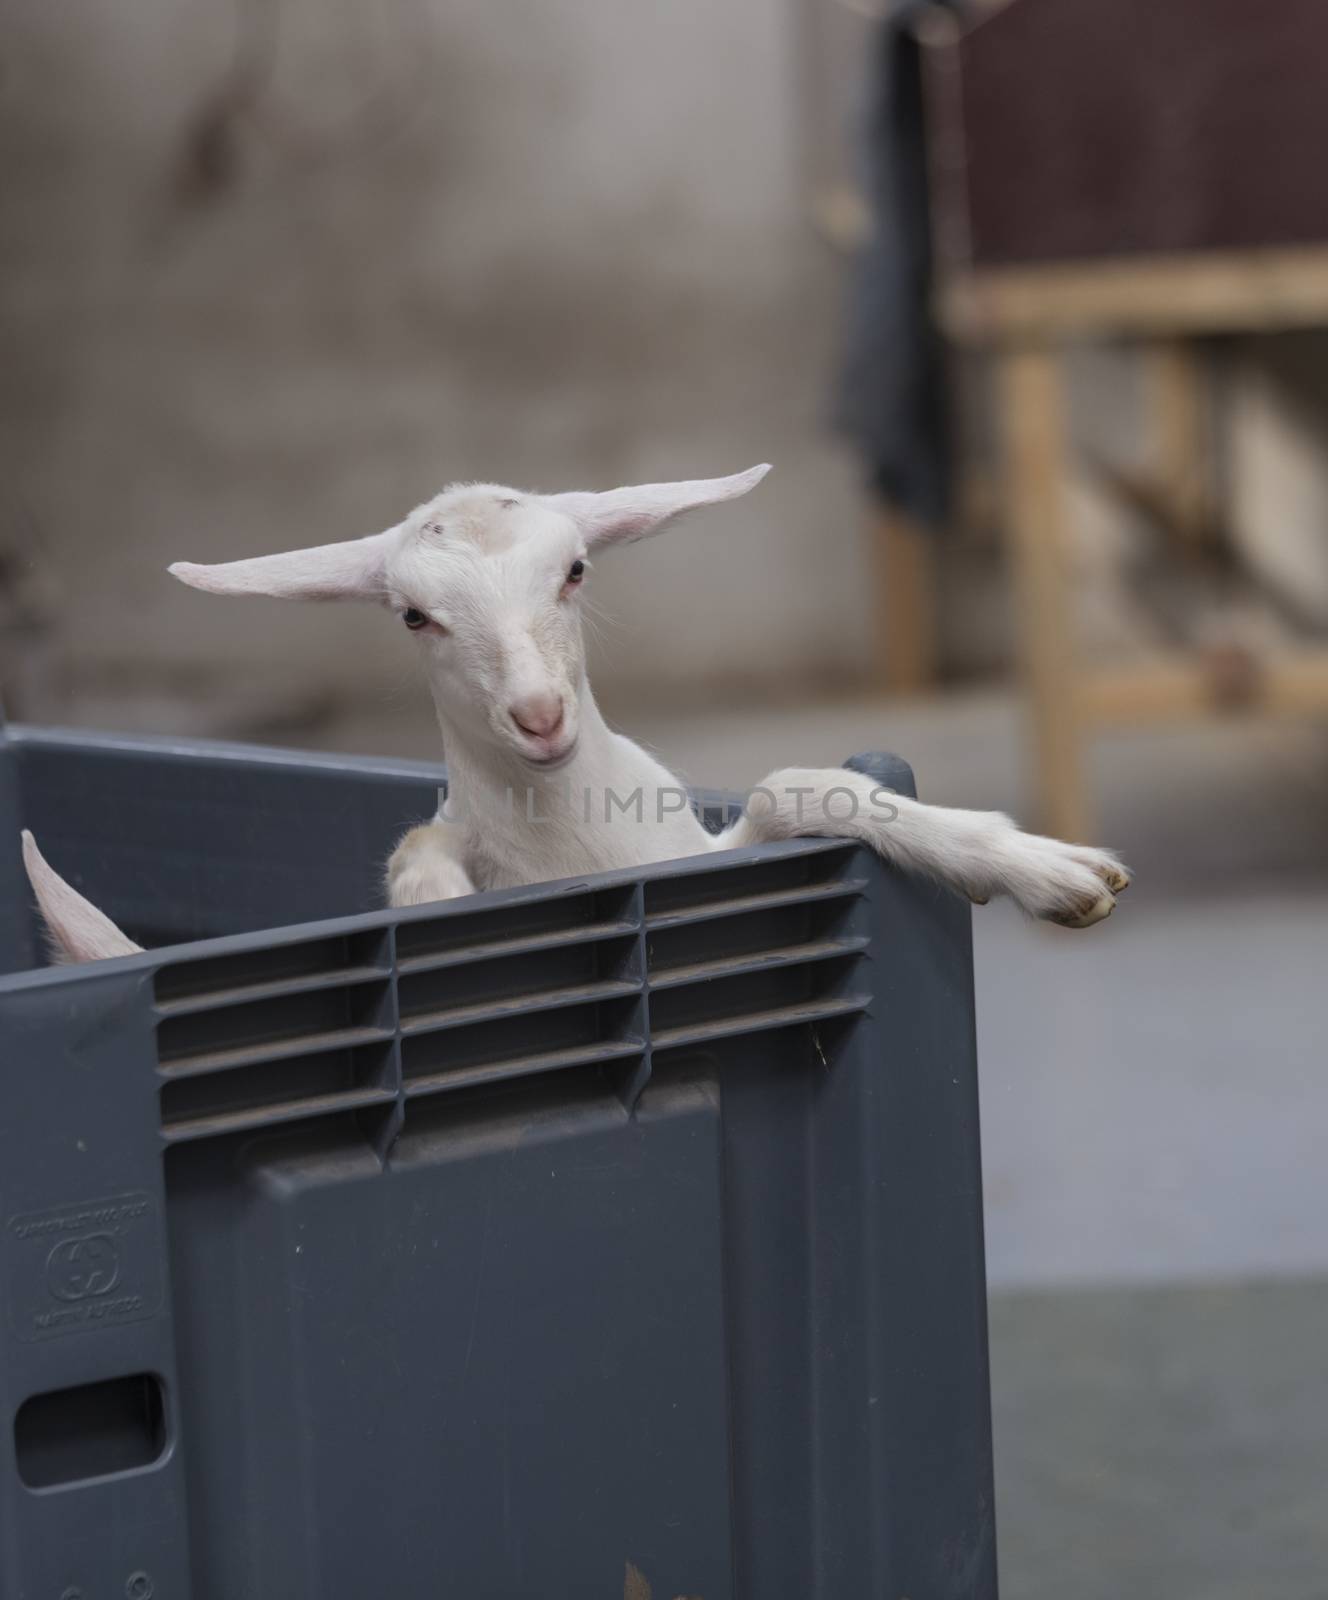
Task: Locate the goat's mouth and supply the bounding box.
[505,698,578,769]
[522,735,579,770]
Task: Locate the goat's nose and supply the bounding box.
[509,692,564,740]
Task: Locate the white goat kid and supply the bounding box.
[163,465,1127,928]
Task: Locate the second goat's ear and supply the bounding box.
[22,831,143,965]
[168,526,400,601]
[540,463,771,549]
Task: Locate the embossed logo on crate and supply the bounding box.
[6,1193,162,1342]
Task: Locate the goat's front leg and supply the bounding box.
[719,768,1129,927]
[385,818,477,908]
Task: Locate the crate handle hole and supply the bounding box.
[15,1373,167,1490]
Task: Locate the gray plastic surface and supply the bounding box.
[0,725,995,1599]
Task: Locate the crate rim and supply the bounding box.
[2,722,859,998]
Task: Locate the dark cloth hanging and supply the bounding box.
[834,3,965,528]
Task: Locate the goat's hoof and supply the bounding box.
[1077,854,1131,894]
[1073,846,1131,897]
[1049,889,1115,929]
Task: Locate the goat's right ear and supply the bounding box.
[540,464,771,549]
[168,526,400,601]
[21,832,143,964]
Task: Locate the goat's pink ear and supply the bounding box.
[540,463,771,549]
[168,526,399,601]
[21,832,143,965]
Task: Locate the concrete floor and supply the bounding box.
[297,685,1328,1596]
[975,886,1328,1596]
[991,1279,1328,1600]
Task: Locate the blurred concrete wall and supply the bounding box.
[0,0,872,736]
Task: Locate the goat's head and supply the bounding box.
[170,464,770,768]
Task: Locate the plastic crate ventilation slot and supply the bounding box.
[150,846,869,1143]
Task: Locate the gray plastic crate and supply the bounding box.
[0,724,995,1600]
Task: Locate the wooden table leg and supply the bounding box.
[1148,339,1210,547]
[998,344,1091,841]
[871,503,938,694]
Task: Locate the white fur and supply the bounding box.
[173,464,1129,929]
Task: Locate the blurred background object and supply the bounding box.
[3,0,1327,1595]
[923,0,1328,841]
[0,0,872,734]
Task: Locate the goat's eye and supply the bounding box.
[402,607,429,631]
[566,560,585,583]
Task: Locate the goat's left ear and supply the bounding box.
[168,525,401,601]
[540,463,771,549]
